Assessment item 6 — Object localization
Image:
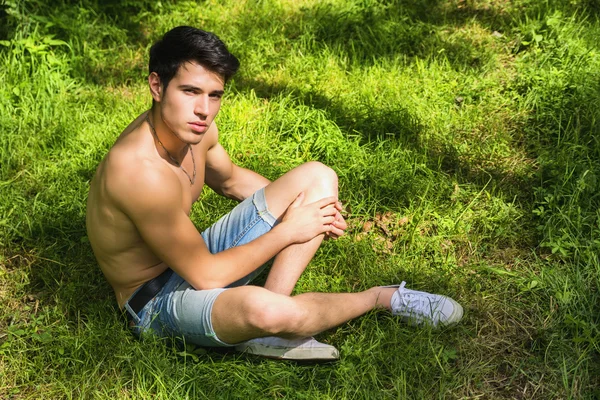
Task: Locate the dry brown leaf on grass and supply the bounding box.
[353,212,413,253]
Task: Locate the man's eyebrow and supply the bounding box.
[178,84,224,95]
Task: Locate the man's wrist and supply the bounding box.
[270,222,295,247]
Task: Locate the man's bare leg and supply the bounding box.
[210,162,463,358]
[261,162,340,295]
[263,235,324,295]
[212,285,396,344]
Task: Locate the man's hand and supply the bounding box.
[326,205,347,239]
[281,193,341,243]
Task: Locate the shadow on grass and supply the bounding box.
[221,0,551,201]
[233,74,536,201]
[4,202,113,327]
[228,0,598,71]
[278,0,503,70]
[3,0,597,85]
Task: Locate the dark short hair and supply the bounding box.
[149,26,240,90]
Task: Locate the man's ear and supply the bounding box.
[148,72,162,102]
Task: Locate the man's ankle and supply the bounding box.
[370,287,395,310]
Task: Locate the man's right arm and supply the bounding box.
[111,162,338,290]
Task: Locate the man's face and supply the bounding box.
[154,62,225,144]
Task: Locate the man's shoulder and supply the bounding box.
[102,141,182,212]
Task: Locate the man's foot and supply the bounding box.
[235,336,340,361]
[387,282,463,327]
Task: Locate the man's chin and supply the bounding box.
[175,130,205,145]
[188,133,205,145]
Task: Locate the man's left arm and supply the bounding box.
[205,141,270,202]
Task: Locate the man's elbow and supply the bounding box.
[220,182,247,202]
[188,276,228,291]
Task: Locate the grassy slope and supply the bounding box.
[1,0,599,398]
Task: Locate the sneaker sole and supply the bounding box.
[235,343,340,361]
[440,296,463,326]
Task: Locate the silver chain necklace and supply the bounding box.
[145,114,196,186]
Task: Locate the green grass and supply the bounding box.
[1,0,599,398]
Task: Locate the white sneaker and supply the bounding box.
[235,336,340,360]
[388,282,463,327]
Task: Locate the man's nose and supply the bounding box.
[195,96,209,117]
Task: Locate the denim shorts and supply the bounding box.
[124,187,277,347]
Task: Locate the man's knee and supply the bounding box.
[244,295,307,335]
[303,161,338,193]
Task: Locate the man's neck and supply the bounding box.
[147,108,189,165]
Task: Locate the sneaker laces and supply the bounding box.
[394,281,443,319]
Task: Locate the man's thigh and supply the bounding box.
[210,285,297,344]
[201,187,276,252]
[161,283,294,346]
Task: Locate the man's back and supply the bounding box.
[86,111,211,306]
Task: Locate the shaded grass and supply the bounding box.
[1,0,600,398]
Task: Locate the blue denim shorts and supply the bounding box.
[124,187,277,347]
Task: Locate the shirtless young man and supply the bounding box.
[86,26,463,361]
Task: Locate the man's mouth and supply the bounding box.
[189,122,208,133]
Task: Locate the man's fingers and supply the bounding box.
[323,215,336,224]
[335,214,348,230]
[320,204,338,217]
[328,225,345,237]
[313,196,338,209]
